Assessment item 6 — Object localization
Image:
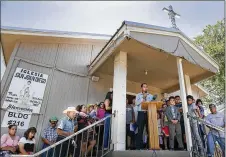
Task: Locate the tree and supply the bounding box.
[194,20,225,106]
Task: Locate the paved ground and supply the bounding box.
[105,150,190,157]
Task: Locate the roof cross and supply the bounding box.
[163,5,181,29]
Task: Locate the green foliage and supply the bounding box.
[194,20,225,105]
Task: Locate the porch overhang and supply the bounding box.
[88,21,219,93]
[1,26,110,65]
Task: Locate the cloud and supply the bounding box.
[42,1,161,34]
[1,1,224,38]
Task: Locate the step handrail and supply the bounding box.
[11,115,112,157]
[187,112,225,132]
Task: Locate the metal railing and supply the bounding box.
[187,113,225,157]
[11,115,113,157]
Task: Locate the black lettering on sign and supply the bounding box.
[8,112,14,117]
[15,73,25,79]
[24,75,31,80]
[21,121,24,126]
[17,113,23,118]
[8,112,29,119]
[23,114,28,119]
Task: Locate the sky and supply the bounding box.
[1,1,224,39]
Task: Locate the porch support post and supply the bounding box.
[184,75,193,95]
[112,51,127,150]
[176,58,192,152]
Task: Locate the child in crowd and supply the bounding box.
[18,127,37,155]
[165,96,184,150]
[161,103,169,150]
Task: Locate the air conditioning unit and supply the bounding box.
[91,76,99,82]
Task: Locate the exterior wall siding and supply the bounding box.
[0,40,104,150]
[56,44,92,75]
[16,42,58,66]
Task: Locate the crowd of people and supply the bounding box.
[0,83,225,157]
[0,92,113,157]
[124,83,225,157]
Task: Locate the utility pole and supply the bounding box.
[163,5,181,29]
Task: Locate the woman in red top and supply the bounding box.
[97,102,105,120]
[96,102,105,149]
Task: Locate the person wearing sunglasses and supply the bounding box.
[41,116,58,157]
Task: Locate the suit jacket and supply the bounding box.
[165,105,180,122]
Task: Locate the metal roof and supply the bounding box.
[1,25,111,39]
[124,21,218,66]
[124,20,180,33]
[90,20,219,74]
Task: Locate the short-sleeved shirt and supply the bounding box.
[1,134,20,147]
[135,92,153,111]
[188,103,198,124]
[205,112,225,138]
[58,116,75,135]
[42,126,58,143]
[18,137,35,154]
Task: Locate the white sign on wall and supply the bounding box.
[1,110,32,129]
[2,68,48,114]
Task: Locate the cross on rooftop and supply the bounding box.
[163,5,181,29]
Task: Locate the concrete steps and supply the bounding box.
[105,150,190,157]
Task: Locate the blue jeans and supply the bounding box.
[104,113,111,148]
[41,143,54,157]
[198,124,206,148]
[207,133,225,157]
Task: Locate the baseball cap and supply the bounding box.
[49,116,58,122]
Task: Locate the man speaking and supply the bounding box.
[135,83,153,149]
